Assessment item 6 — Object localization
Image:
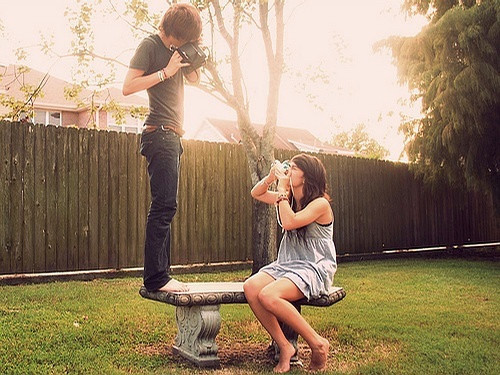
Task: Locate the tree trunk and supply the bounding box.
[237,112,277,273]
[251,200,277,274]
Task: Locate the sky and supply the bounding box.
[0,0,427,160]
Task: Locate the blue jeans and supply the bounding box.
[140,128,183,291]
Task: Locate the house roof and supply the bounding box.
[0,64,147,113]
[201,118,354,156]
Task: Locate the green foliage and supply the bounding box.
[123,0,159,36]
[0,66,48,121]
[331,124,389,160]
[0,94,31,121]
[402,0,477,21]
[385,0,500,212]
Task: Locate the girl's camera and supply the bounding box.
[273,160,290,178]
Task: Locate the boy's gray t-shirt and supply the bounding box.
[129,34,184,130]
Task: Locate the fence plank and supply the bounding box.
[98,130,109,269]
[88,129,99,269]
[118,132,128,269]
[10,123,24,273]
[137,145,148,267]
[229,145,240,262]
[223,145,234,261]
[34,124,46,271]
[187,140,199,265]
[175,139,189,265]
[45,125,57,271]
[67,127,79,270]
[191,141,202,263]
[78,129,89,270]
[0,122,12,274]
[216,144,226,263]
[204,143,215,263]
[108,131,119,269]
[240,146,253,261]
[127,133,138,266]
[198,142,208,263]
[55,126,68,271]
[22,123,35,272]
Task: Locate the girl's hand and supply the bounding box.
[268,163,278,182]
[277,173,290,193]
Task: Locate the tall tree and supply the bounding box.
[52,0,284,271]
[331,124,389,160]
[196,0,284,272]
[381,0,500,211]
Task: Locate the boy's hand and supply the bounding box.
[164,51,190,77]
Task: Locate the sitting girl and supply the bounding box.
[244,153,337,373]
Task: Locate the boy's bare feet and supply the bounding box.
[309,337,329,371]
[273,342,296,373]
[157,279,189,292]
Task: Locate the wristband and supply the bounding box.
[276,194,289,204]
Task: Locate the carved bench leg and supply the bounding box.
[172,305,221,367]
[272,303,302,366]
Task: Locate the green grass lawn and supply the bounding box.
[0,257,498,374]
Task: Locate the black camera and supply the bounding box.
[171,43,207,74]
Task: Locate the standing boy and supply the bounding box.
[123,3,202,292]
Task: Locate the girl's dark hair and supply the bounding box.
[160,3,202,43]
[289,153,331,239]
[290,153,330,212]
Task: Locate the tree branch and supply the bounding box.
[259,0,275,69]
[209,0,234,46]
[108,0,154,35]
[261,0,284,153]
[203,57,238,109]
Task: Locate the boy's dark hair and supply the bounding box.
[160,3,202,43]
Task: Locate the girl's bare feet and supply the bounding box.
[157,279,189,292]
[274,342,296,373]
[309,337,329,371]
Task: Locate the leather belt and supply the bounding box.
[143,124,184,137]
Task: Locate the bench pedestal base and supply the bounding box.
[173,305,221,367]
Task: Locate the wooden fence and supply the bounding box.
[0,121,498,275]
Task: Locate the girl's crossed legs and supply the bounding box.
[243,272,329,373]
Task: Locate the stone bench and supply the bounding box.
[139,282,346,367]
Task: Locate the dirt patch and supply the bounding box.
[133,342,171,357]
[133,336,402,373]
[217,341,275,366]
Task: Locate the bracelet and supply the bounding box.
[157,70,165,82]
[276,194,289,204]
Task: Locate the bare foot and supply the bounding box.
[309,337,329,371]
[157,279,189,292]
[273,342,296,373]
